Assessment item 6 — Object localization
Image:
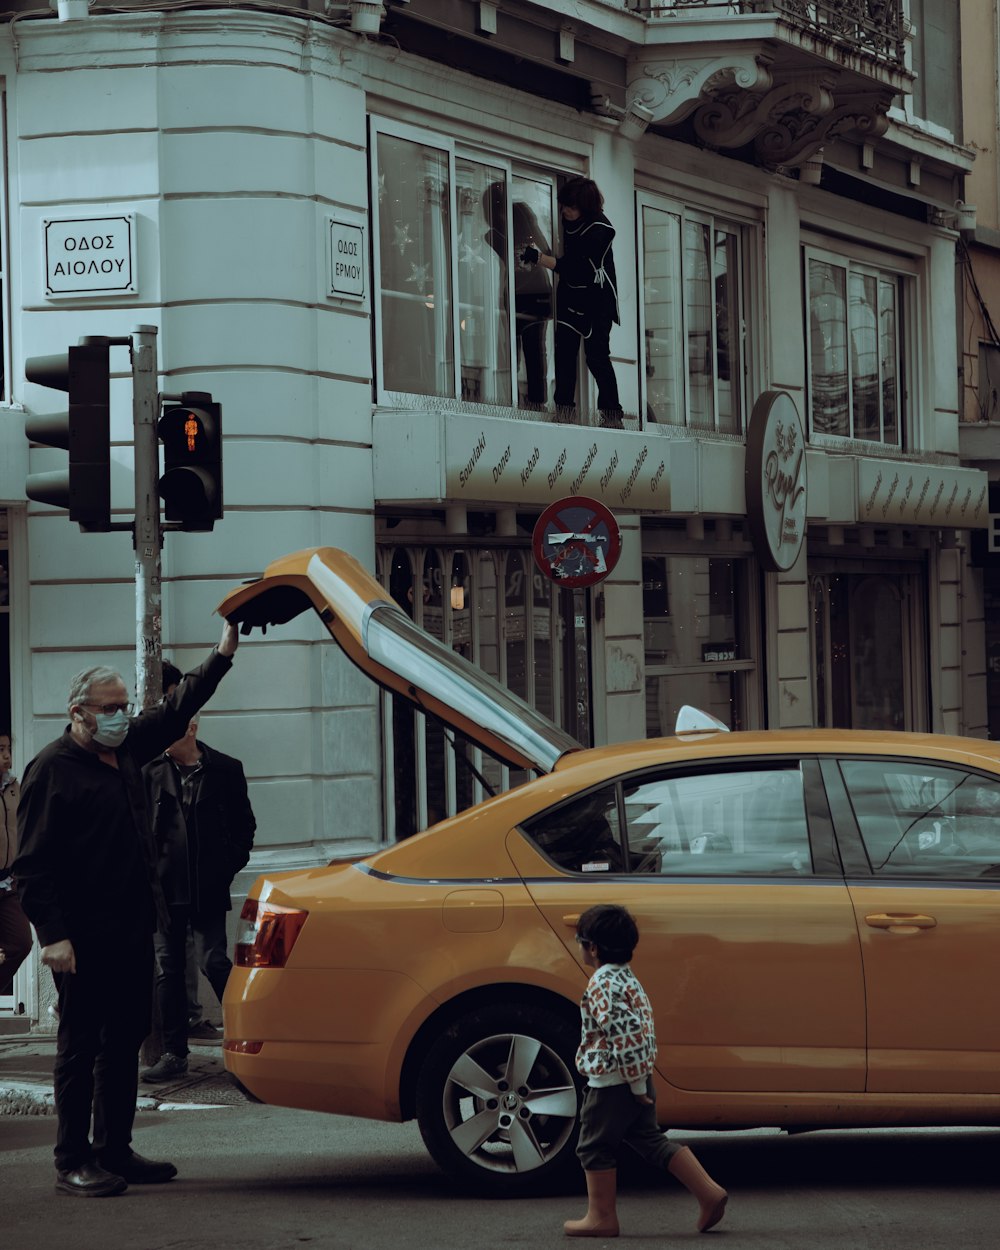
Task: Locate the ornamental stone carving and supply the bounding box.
[628,47,896,169]
[627,53,774,128]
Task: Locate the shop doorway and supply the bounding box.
[810,563,928,731]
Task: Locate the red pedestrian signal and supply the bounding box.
[158,393,223,531]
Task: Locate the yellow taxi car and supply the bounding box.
[220,546,1000,1196]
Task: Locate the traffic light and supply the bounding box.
[158,392,223,531]
[24,337,112,532]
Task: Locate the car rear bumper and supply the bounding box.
[223,1038,402,1120]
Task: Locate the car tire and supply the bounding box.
[415,1002,582,1197]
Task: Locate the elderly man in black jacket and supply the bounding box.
[13,622,239,1197]
[140,663,255,1085]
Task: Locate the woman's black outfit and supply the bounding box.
[552,212,621,418]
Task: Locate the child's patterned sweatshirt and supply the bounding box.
[575,961,657,1095]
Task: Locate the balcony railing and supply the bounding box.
[635,1,907,69]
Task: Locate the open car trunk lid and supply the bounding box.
[216,546,581,775]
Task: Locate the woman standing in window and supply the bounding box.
[522,177,623,426]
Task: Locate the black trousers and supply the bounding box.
[576,1078,680,1172]
[52,934,153,1171]
[554,313,621,414]
[154,905,232,1057]
[516,317,549,405]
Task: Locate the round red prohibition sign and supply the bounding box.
[532,496,623,589]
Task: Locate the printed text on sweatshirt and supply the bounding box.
[576,962,657,1094]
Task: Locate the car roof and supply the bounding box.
[550,728,1000,773]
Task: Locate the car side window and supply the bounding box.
[521,785,625,874]
[622,765,812,876]
[839,759,1000,878]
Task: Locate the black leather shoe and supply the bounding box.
[96,1150,177,1184]
[140,1052,188,1083]
[55,1162,127,1197]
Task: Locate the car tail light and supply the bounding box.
[223,1040,263,1055]
[235,897,308,968]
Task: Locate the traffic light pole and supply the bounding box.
[131,325,162,712]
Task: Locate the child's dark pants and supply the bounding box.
[576,1077,681,1172]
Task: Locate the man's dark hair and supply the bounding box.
[558,177,604,218]
[161,661,183,695]
[577,904,638,963]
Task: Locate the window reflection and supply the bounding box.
[808,254,903,446]
[809,259,848,436]
[641,204,744,433]
[377,135,453,397]
[841,760,1000,878]
[511,176,555,409]
[460,161,511,404]
[642,205,684,426]
[374,125,559,410]
[685,219,713,429]
[622,767,811,876]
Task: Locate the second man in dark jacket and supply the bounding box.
[140,663,256,1082]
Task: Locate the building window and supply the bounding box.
[978,342,1000,422]
[372,119,559,411]
[805,249,906,446]
[638,195,748,433]
[642,553,756,734]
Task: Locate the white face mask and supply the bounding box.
[91,709,129,749]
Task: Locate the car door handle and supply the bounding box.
[864,913,937,930]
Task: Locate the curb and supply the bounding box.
[1,1079,243,1116]
[0,1081,55,1116]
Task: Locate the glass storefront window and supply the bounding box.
[642,554,752,734]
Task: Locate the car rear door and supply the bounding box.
[506,755,866,1094]
[823,756,1000,1095]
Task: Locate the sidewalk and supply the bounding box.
[0,1031,252,1116]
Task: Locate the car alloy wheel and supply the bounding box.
[416,1004,581,1196]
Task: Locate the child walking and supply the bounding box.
[565,904,728,1238]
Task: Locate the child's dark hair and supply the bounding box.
[577,904,638,963]
[558,176,604,218]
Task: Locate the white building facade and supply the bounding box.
[0,0,989,1024]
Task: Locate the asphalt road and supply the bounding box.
[2,1105,998,1250]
